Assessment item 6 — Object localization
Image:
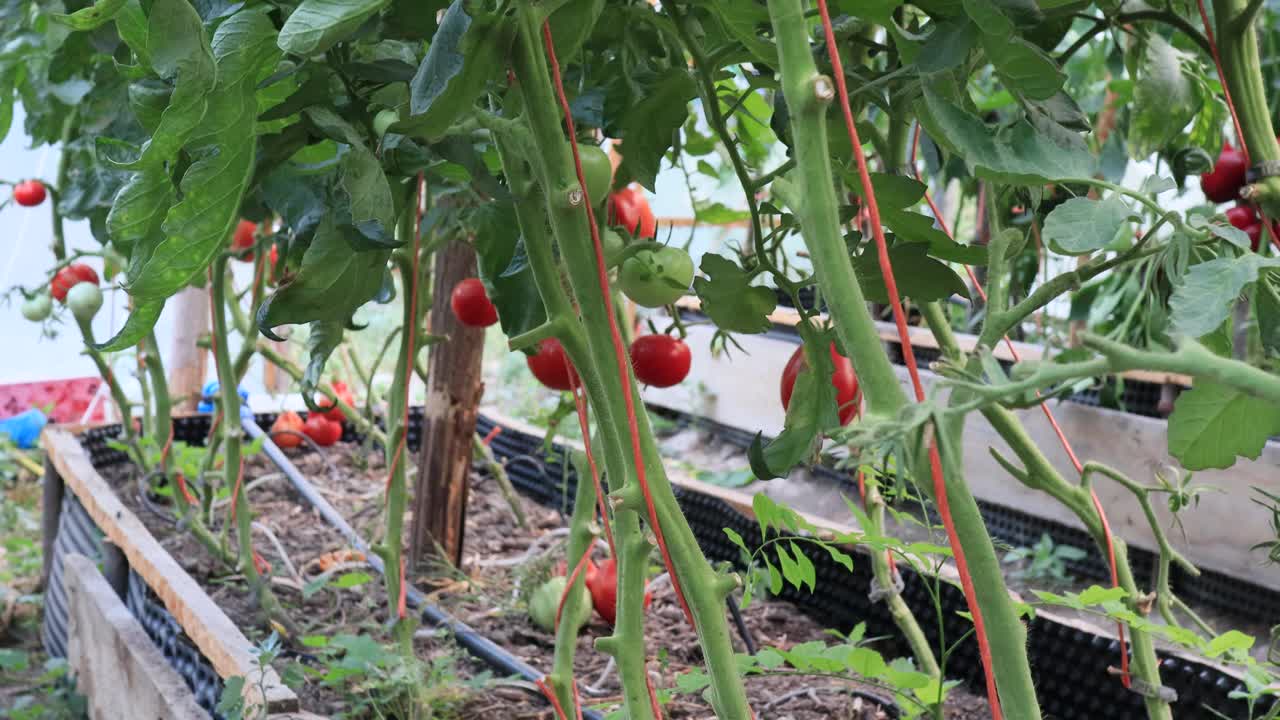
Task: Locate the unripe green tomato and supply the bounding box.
[578,145,612,206]
[618,246,694,308]
[601,228,626,265]
[528,576,590,634]
[373,108,399,138]
[21,293,52,322]
[66,282,103,322]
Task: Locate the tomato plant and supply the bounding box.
[315,381,355,424]
[230,219,257,261]
[585,558,652,626]
[65,283,102,322]
[20,293,52,322]
[12,180,45,207]
[50,264,98,303]
[270,411,305,449]
[608,185,656,239]
[780,343,860,426]
[617,246,693,308]
[630,334,691,388]
[450,278,499,327]
[1201,144,1249,203]
[303,415,342,447]
[526,339,576,391]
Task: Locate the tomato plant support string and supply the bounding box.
[813,1,1002,716]
[540,20,693,627]
[1193,0,1280,251]
[911,124,1132,687]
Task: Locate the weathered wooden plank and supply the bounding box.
[41,427,298,712]
[64,553,208,720]
[41,454,64,591]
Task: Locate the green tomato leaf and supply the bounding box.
[1169,255,1280,338]
[1168,380,1280,470]
[703,0,775,63]
[615,68,698,190]
[917,89,1095,185]
[92,299,166,352]
[853,242,970,303]
[1256,273,1280,358]
[1127,35,1200,159]
[53,0,128,30]
[1041,196,1134,255]
[917,19,976,73]
[982,34,1064,101]
[849,172,926,209]
[961,0,1013,35]
[692,254,777,334]
[278,0,391,57]
[125,8,282,303]
[258,217,391,338]
[339,145,394,239]
[474,203,547,339]
[400,0,507,140]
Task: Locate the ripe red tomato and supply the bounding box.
[270,411,305,449]
[450,278,498,327]
[1201,144,1248,203]
[780,342,860,426]
[630,334,691,388]
[608,184,656,239]
[1226,206,1263,251]
[526,338,577,391]
[315,380,354,424]
[268,244,280,281]
[50,263,100,303]
[303,414,342,447]
[13,180,46,207]
[585,557,652,626]
[230,219,256,261]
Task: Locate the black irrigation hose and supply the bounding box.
[241,418,607,720]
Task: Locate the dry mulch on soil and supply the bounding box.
[104,439,991,719]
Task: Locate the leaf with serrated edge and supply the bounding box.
[1041,196,1134,255]
[277,0,391,57]
[1169,254,1280,338]
[1168,380,1280,470]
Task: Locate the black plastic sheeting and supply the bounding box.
[60,413,1274,719]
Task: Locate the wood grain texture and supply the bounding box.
[64,553,209,720]
[411,241,485,568]
[42,427,298,712]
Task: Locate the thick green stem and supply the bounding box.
[764,0,907,419]
[142,329,171,463]
[504,10,750,714]
[77,318,142,463]
[378,213,419,628]
[925,303,1173,720]
[210,254,285,625]
[769,0,1037,711]
[546,452,597,713]
[1215,0,1280,216]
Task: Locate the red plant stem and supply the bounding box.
[556,544,595,629]
[540,21,693,625]
[537,678,572,720]
[481,425,503,446]
[814,2,1003,716]
[911,124,1131,686]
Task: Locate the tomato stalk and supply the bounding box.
[672,1,939,677]
[489,112,660,720]
[766,1,1040,717]
[1213,0,1280,216]
[498,6,754,715]
[142,329,171,469]
[376,200,423,639]
[209,253,291,631]
[544,451,598,714]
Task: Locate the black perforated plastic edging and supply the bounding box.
[477,413,1269,720]
[64,413,1271,719]
[647,405,1280,626]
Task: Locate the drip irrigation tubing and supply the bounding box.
[241,417,607,720]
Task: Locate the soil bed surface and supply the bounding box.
[103,436,991,719]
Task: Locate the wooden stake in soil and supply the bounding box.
[166,286,211,411]
[411,240,486,569]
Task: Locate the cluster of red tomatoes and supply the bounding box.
[448,185,697,392]
[268,381,354,448]
[1202,143,1266,250]
[22,262,103,325]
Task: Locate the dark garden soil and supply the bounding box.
[101,437,995,720]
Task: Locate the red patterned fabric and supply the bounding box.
[0,377,106,423]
